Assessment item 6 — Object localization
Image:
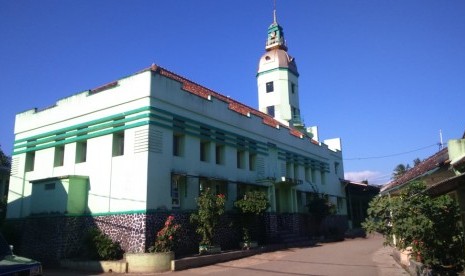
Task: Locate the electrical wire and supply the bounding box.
[344,143,439,161]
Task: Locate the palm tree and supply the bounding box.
[392,163,410,180]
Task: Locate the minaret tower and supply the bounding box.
[257,8,302,127]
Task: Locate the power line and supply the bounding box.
[344,143,439,161]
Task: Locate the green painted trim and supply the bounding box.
[278,149,330,172]
[149,106,270,155]
[14,120,150,155]
[14,113,150,149]
[256,67,299,78]
[15,106,150,144]
[66,209,148,217]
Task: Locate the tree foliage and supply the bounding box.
[83,227,124,260]
[391,163,410,180]
[190,188,226,246]
[234,191,270,243]
[0,145,10,167]
[307,193,336,223]
[362,181,465,269]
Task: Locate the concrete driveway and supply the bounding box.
[44,233,407,275]
[173,233,407,276]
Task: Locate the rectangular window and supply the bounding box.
[311,168,316,183]
[112,132,125,156]
[45,183,56,190]
[334,162,340,175]
[171,175,180,208]
[321,171,326,185]
[294,164,299,180]
[215,145,225,165]
[25,151,35,172]
[291,83,295,94]
[200,126,210,162]
[286,162,292,178]
[200,141,210,162]
[249,153,256,171]
[266,81,274,93]
[75,141,87,163]
[266,106,275,117]
[305,167,311,182]
[54,145,65,167]
[237,150,245,169]
[173,134,184,157]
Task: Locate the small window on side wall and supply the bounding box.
[266,106,275,117]
[266,81,274,93]
[112,132,125,156]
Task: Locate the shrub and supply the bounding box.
[190,188,226,246]
[234,191,269,243]
[307,193,336,223]
[363,181,465,269]
[83,227,123,260]
[149,215,181,253]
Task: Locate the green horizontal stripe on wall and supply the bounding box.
[13,120,150,155]
[277,149,329,171]
[256,67,299,78]
[150,106,269,152]
[15,106,151,144]
[14,113,151,150]
[13,105,327,163]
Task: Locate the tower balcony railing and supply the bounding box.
[290,115,304,127]
[266,37,286,48]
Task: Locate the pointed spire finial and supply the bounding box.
[273,0,277,23]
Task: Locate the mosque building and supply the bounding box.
[7,9,346,255]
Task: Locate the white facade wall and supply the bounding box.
[257,69,299,124]
[7,66,346,218]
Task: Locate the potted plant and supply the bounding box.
[234,190,269,249]
[190,188,226,254]
[126,215,180,273]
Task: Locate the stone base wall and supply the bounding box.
[4,212,346,265]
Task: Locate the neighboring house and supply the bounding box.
[343,180,380,228]
[6,11,346,256]
[380,147,451,195]
[380,131,465,225]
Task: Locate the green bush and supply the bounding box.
[363,181,465,269]
[83,227,123,260]
[307,193,336,223]
[234,191,269,243]
[190,188,226,246]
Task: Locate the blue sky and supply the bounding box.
[1,1,464,185]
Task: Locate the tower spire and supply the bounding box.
[266,0,287,51]
[273,0,277,23]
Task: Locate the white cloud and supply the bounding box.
[344,170,390,185]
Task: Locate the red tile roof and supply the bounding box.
[381,147,449,193]
[146,64,310,143]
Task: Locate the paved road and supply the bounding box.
[173,234,407,276]
[45,234,407,275]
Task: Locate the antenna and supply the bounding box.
[439,129,444,150]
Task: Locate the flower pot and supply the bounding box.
[125,251,174,273]
[199,245,221,255]
[240,241,258,250]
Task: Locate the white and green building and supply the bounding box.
[6,12,346,255]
